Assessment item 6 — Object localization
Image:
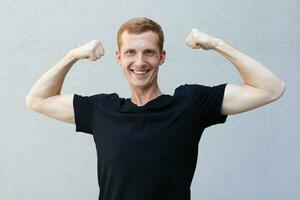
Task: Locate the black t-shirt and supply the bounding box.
[73,83,228,200]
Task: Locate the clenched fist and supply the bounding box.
[71,40,105,61]
[185,28,221,50]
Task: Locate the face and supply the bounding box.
[116,31,166,90]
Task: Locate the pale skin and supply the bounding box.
[25,40,105,123]
[25,28,286,124]
[185,28,286,114]
[115,31,166,106]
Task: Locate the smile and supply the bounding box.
[130,69,150,76]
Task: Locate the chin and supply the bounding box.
[130,81,152,89]
[131,82,149,88]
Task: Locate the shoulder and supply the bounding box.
[74,93,119,106]
[175,83,228,99]
[175,83,226,94]
[175,83,208,92]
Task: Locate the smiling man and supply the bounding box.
[25,17,286,200]
[116,20,166,106]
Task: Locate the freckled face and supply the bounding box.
[116,31,166,89]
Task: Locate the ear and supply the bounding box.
[159,50,166,65]
[115,49,121,65]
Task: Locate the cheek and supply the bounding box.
[142,57,157,66]
[122,58,133,67]
[122,66,128,74]
[122,66,131,76]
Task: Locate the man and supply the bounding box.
[25,17,286,200]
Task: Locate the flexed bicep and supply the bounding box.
[221,83,279,115]
[26,94,75,124]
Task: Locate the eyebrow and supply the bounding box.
[144,49,156,53]
[123,48,135,52]
[123,48,157,53]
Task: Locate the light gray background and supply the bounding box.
[0,0,299,199]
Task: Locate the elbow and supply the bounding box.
[25,95,36,109]
[25,96,32,108]
[270,81,287,101]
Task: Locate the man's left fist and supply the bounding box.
[185,28,221,50]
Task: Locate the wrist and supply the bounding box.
[212,39,225,50]
[68,49,80,61]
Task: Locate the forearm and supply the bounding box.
[213,40,286,95]
[25,50,78,106]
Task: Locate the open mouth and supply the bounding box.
[130,69,151,76]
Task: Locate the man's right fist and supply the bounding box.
[71,40,105,61]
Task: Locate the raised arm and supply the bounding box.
[25,40,104,123]
[185,28,286,115]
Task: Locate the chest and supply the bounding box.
[92,108,200,167]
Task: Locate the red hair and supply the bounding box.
[117,17,164,52]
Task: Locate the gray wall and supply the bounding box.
[1,0,299,199]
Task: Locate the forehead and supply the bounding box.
[120,31,159,50]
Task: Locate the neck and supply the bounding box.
[129,83,163,106]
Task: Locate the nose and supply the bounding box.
[135,53,146,66]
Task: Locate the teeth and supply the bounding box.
[135,71,147,74]
[132,70,149,75]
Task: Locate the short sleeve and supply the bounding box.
[178,83,228,128]
[197,84,228,128]
[73,94,96,134]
